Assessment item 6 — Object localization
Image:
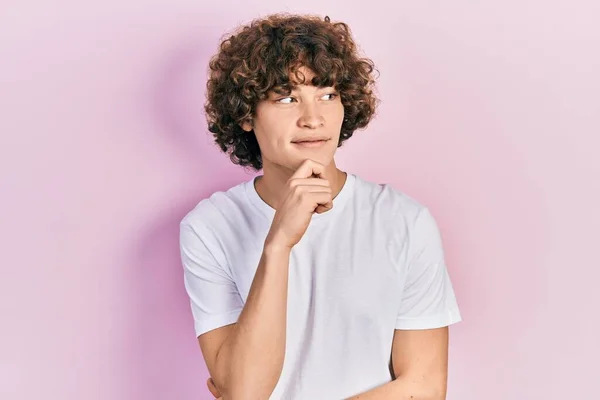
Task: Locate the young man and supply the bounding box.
[179,13,462,400]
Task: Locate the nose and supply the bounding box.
[297,101,325,129]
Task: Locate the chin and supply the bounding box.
[266,144,338,172]
[289,153,334,170]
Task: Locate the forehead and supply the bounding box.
[262,62,336,99]
[289,66,317,84]
[269,66,331,94]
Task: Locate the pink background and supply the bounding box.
[1,1,599,399]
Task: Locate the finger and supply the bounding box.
[289,177,331,188]
[314,198,334,213]
[207,377,221,397]
[290,185,332,195]
[310,192,334,213]
[291,159,327,180]
[314,203,332,214]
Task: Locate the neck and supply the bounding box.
[255,159,347,210]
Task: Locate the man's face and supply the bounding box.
[242,67,344,172]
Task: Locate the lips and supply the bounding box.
[291,138,330,148]
[292,137,330,143]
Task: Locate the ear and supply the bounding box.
[241,118,253,132]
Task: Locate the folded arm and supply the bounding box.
[345,327,449,400]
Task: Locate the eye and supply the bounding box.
[276,96,295,104]
[321,93,339,101]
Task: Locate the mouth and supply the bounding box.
[291,138,331,148]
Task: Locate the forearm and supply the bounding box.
[345,375,446,400]
[216,242,291,399]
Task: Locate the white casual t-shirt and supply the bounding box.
[179,173,462,399]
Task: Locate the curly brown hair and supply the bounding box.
[204,13,379,171]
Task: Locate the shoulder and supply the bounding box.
[352,175,444,257]
[180,179,251,234]
[352,174,428,224]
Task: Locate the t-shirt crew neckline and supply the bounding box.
[244,172,356,222]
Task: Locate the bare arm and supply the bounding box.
[197,160,334,399]
[199,243,291,399]
[345,327,449,400]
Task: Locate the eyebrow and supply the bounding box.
[268,83,336,98]
[276,84,335,92]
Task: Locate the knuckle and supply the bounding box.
[292,184,303,195]
[298,192,308,204]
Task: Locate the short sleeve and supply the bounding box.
[395,207,462,330]
[180,222,244,337]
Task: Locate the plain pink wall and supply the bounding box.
[1,1,599,399]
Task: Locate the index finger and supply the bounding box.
[291,159,328,180]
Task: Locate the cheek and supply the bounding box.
[252,115,292,151]
[328,103,345,123]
